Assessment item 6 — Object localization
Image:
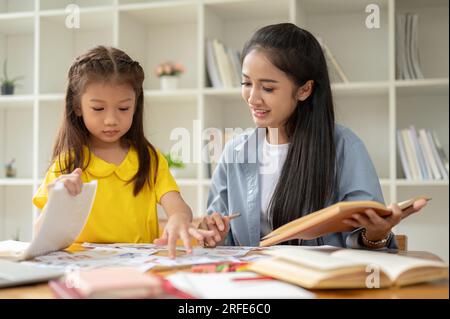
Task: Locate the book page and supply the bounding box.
[0,240,30,261]
[22,180,98,260]
[266,248,366,271]
[264,245,340,252]
[332,249,447,281]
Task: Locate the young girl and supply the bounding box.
[32,46,213,258]
[199,23,427,249]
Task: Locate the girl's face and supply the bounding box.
[79,82,136,148]
[241,49,300,131]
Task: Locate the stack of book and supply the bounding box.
[397,126,449,180]
[205,38,242,88]
[396,13,424,80]
[49,267,192,299]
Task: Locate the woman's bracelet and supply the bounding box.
[361,229,390,249]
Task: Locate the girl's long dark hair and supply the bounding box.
[242,23,336,243]
[52,45,157,196]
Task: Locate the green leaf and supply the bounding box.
[1,59,23,85]
[2,59,7,81]
[164,153,185,169]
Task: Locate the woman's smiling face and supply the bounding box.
[241,49,300,131]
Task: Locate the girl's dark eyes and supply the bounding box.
[92,107,130,111]
[263,87,274,93]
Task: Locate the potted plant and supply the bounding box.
[155,61,185,90]
[164,153,185,178]
[5,158,17,178]
[1,59,24,95]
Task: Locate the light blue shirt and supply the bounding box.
[206,124,397,249]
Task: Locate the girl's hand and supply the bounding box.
[153,213,214,259]
[342,198,428,242]
[198,212,231,248]
[47,168,83,196]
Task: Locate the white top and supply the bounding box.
[259,135,289,237]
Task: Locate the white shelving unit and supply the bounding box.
[0,0,448,261]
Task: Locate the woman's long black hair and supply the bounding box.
[241,23,336,244]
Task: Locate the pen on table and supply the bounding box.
[193,212,241,223]
[232,275,273,282]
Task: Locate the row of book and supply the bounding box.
[207,15,426,86]
[205,38,242,88]
[205,37,349,88]
[397,127,449,180]
[396,13,424,80]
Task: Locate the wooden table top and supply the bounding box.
[0,250,448,299]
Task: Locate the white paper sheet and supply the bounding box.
[22,180,98,260]
[166,271,315,299]
[0,240,30,260]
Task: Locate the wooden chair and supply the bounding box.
[395,234,408,251]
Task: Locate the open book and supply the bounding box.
[0,180,97,261]
[248,248,448,289]
[260,196,430,247]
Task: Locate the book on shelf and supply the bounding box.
[409,126,430,180]
[427,130,449,180]
[317,37,349,83]
[396,130,412,180]
[432,130,450,174]
[397,127,449,181]
[206,38,242,89]
[418,129,441,180]
[248,248,448,289]
[217,40,233,87]
[409,14,424,79]
[396,13,424,80]
[205,39,222,88]
[259,196,430,247]
[226,46,242,87]
[401,129,421,180]
[419,129,442,179]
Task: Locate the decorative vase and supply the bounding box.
[1,83,14,95]
[5,165,16,178]
[160,76,178,90]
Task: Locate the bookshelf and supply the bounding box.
[0,0,448,261]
